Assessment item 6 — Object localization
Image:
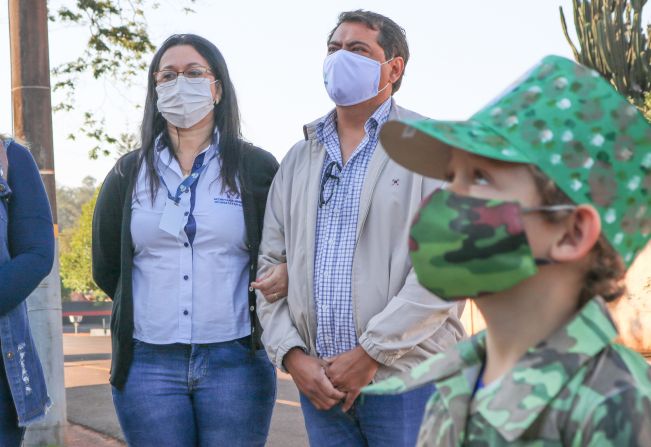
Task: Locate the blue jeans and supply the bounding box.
[0,356,25,447]
[112,337,276,447]
[300,383,435,447]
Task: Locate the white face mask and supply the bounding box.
[323,50,393,106]
[156,77,219,129]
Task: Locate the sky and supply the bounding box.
[0,0,593,186]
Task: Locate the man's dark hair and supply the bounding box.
[328,10,409,93]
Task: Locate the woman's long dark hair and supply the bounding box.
[137,34,243,201]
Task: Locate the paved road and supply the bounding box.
[64,333,308,446]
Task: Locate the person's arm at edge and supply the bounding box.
[0,143,54,316]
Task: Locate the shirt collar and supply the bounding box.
[473,297,617,441]
[155,128,220,177]
[315,97,393,146]
[363,297,617,442]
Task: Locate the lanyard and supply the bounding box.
[157,150,217,205]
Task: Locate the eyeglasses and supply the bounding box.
[319,161,341,207]
[154,66,214,85]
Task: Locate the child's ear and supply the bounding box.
[549,205,601,262]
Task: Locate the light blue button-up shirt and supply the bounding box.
[314,98,392,358]
[130,136,250,344]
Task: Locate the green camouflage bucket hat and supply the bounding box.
[380,55,651,266]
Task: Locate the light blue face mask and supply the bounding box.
[323,50,393,106]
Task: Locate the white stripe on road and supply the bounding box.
[276,399,301,408]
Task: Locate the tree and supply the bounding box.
[50,0,196,158]
[56,175,96,232]
[59,188,104,299]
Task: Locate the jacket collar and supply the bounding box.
[364,297,617,442]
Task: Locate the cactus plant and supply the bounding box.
[561,1,651,357]
[560,0,650,114]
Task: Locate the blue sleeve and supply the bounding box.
[0,143,54,316]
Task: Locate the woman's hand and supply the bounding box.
[251,263,288,303]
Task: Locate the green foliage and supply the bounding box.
[50,0,196,158]
[59,188,103,297]
[56,175,96,231]
[560,0,650,117]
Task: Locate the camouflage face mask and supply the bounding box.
[409,189,575,301]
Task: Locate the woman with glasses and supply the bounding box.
[92,34,284,446]
[0,135,53,447]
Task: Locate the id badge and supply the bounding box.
[159,198,186,236]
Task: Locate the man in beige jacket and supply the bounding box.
[253,10,465,446]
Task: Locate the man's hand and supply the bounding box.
[325,346,380,412]
[284,347,345,411]
[251,263,288,303]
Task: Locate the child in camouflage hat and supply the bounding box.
[363,55,651,446]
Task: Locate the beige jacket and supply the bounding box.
[256,102,466,382]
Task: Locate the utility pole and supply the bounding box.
[8,1,66,445]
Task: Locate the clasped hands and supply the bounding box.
[284,345,379,412]
[252,263,379,411]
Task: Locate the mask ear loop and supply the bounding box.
[522,204,577,214]
[377,57,396,95]
[377,82,392,95]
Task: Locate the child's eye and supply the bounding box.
[444,171,455,183]
[473,170,490,186]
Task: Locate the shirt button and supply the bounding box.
[184,212,189,216]
[184,242,189,247]
[183,275,189,280]
[183,310,189,316]
[249,305,255,311]
[6,352,13,360]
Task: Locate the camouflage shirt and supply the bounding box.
[363,297,651,446]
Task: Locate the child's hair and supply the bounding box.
[528,166,626,306]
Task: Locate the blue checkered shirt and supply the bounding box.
[314,98,392,358]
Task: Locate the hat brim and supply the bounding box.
[380,119,531,179]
